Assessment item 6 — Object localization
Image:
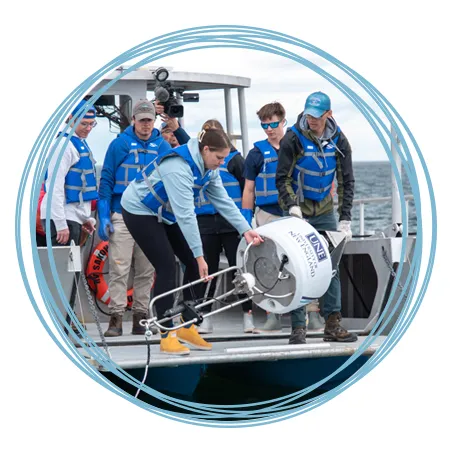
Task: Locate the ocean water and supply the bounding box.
[351,161,416,234]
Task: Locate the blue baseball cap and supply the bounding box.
[304,92,331,118]
[71,99,96,119]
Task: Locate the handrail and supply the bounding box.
[333,194,414,235]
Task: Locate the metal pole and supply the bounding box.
[391,124,402,227]
[359,203,365,235]
[224,88,233,141]
[238,87,250,156]
[176,91,185,129]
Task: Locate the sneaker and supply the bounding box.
[243,311,255,333]
[289,326,307,345]
[177,324,212,350]
[307,311,325,331]
[160,331,190,355]
[324,312,358,342]
[197,316,213,334]
[104,314,123,337]
[254,312,282,333]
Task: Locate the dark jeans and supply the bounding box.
[122,209,201,325]
[40,219,82,246]
[184,232,252,313]
[290,211,341,328]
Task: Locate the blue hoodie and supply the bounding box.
[99,126,171,213]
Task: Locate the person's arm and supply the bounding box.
[242,180,255,209]
[98,139,121,202]
[160,113,191,146]
[173,126,190,146]
[276,130,301,211]
[46,140,76,231]
[335,131,355,221]
[241,149,261,210]
[206,172,251,236]
[158,158,204,258]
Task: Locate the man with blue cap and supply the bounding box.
[276,91,357,344]
[41,99,98,246]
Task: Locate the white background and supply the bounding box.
[1,1,448,448]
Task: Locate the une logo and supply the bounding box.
[305,232,327,262]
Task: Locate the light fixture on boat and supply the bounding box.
[154,67,169,82]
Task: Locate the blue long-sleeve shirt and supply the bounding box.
[121,138,251,258]
[173,126,190,146]
[98,126,171,213]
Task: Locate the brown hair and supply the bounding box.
[198,128,231,152]
[256,102,286,121]
[201,119,225,132]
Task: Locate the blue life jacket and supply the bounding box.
[254,139,279,207]
[195,150,242,215]
[290,125,340,202]
[57,133,98,204]
[113,133,164,195]
[135,144,213,222]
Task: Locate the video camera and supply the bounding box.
[153,67,184,118]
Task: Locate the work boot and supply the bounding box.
[132,312,158,335]
[324,312,358,342]
[289,326,307,344]
[104,314,123,337]
[198,316,213,334]
[177,323,212,350]
[160,331,190,355]
[254,312,282,333]
[243,311,255,333]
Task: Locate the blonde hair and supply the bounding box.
[201,119,225,132]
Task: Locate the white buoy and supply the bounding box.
[237,217,332,313]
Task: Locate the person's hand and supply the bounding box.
[241,209,253,227]
[98,199,114,241]
[82,219,96,235]
[196,256,211,281]
[243,230,264,246]
[99,217,114,241]
[289,205,303,219]
[154,100,165,116]
[56,228,70,245]
[337,220,352,241]
[160,113,179,131]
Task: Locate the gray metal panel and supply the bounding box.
[95,67,251,91]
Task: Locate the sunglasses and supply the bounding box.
[79,121,97,129]
[260,121,281,130]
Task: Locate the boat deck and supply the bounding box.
[76,307,384,370]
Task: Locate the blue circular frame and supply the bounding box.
[15,25,436,426]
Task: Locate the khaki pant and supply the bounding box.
[108,212,155,315]
[255,208,282,227]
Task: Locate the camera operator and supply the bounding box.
[154,100,190,148]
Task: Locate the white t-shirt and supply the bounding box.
[40,131,95,231]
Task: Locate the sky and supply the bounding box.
[3,1,447,449]
[87,47,390,163]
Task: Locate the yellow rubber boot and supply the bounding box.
[177,323,212,350]
[160,331,190,355]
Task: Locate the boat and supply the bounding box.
[35,66,416,405]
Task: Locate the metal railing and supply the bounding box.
[335,194,414,235]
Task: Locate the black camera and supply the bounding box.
[153,67,184,118]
